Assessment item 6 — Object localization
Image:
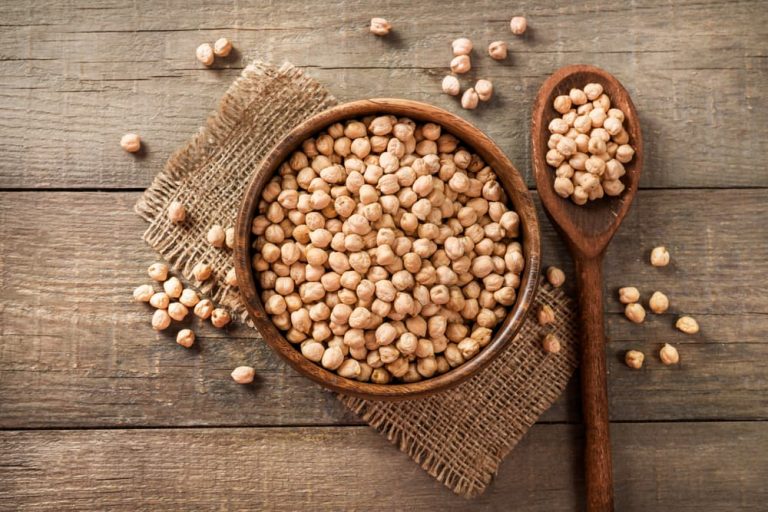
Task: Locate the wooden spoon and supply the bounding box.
[531,65,643,511]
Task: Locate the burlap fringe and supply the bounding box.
[339,284,578,498]
[134,61,578,500]
[135,62,337,316]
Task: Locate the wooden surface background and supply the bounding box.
[1,1,766,510]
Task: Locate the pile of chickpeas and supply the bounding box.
[546,83,635,205]
[251,115,526,384]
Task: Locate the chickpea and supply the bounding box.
[151,309,171,331]
[148,263,169,282]
[211,308,232,328]
[509,16,527,35]
[207,225,226,248]
[167,201,186,223]
[149,292,170,309]
[451,37,473,56]
[163,277,183,298]
[625,303,646,324]
[676,316,699,334]
[168,302,189,322]
[649,291,669,314]
[546,266,566,287]
[659,343,680,365]
[450,55,471,74]
[625,350,644,369]
[369,17,392,36]
[179,288,200,308]
[488,41,508,60]
[537,304,555,325]
[541,333,561,354]
[461,88,479,110]
[618,286,640,304]
[475,80,493,102]
[196,43,214,66]
[650,246,670,267]
[120,133,141,153]
[194,299,214,319]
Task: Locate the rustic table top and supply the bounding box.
[1,1,766,510]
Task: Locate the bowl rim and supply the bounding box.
[234,98,541,400]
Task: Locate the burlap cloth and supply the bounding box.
[135,61,579,499]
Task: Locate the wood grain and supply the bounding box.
[0,0,766,189]
[0,422,765,511]
[1,189,766,428]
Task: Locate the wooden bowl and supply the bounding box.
[234,98,541,400]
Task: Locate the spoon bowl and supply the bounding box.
[531,65,643,512]
[532,65,643,258]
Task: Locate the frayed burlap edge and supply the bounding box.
[339,284,578,498]
[134,61,337,316]
[133,61,579,500]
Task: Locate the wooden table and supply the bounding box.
[1,1,766,510]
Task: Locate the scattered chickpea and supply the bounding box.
[193,262,213,281]
[151,309,171,331]
[676,316,699,334]
[441,75,460,96]
[133,284,155,302]
[213,37,232,58]
[225,227,236,249]
[231,366,256,384]
[149,292,170,309]
[179,288,200,307]
[475,80,493,102]
[625,350,644,369]
[369,17,391,36]
[618,286,640,304]
[207,225,226,248]
[167,201,186,223]
[211,308,232,328]
[225,267,238,287]
[451,37,473,56]
[450,55,471,74]
[148,263,169,282]
[541,333,561,354]
[196,43,214,66]
[120,133,141,153]
[194,299,214,319]
[176,329,195,348]
[509,16,527,35]
[163,277,183,299]
[461,88,479,110]
[168,302,189,322]
[648,291,669,314]
[625,303,646,323]
[650,246,670,267]
[538,304,555,326]
[546,266,565,288]
[659,343,679,365]
[488,41,508,60]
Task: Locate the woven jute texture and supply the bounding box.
[135,61,579,499]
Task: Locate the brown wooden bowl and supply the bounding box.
[234,98,541,400]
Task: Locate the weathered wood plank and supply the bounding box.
[0,422,765,511]
[0,189,765,428]
[0,0,766,188]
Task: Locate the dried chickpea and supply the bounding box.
[195,43,214,66]
[231,366,256,384]
[369,17,391,36]
[488,41,508,60]
[541,333,561,354]
[625,303,646,324]
[450,55,471,74]
[676,316,699,334]
[193,262,213,281]
[546,266,565,287]
[194,299,214,319]
[176,329,195,348]
[148,263,169,282]
[650,246,670,267]
[213,37,232,57]
[149,292,170,309]
[151,309,171,331]
[618,286,640,304]
[475,80,493,102]
[120,133,141,153]
[451,37,473,56]
[211,308,232,328]
[625,350,644,369]
[163,277,183,298]
[133,284,155,302]
[167,201,186,223]
[659,343,679,365]
[649,291,669,314]
[207,225,226,248]
[509,16,527,35]
[168,302,188,322]
[179,288,200,308]
[538,304,555,326]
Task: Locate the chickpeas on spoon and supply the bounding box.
[531,65,643,512]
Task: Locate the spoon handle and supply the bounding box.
[575,256,614,511]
